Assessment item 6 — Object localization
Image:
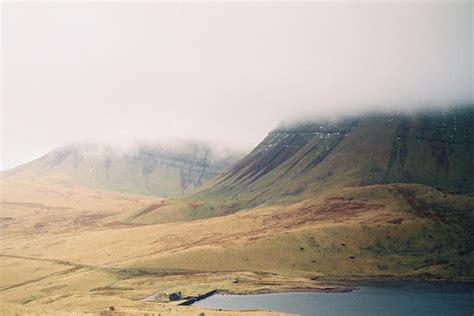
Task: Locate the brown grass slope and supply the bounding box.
[0,177,294,315]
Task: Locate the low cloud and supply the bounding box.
[1,2,472,169]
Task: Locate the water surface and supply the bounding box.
[193,281,474,315]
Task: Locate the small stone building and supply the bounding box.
[169,291,182,301]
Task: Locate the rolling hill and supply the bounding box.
[2,142,242,197]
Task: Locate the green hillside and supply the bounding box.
[126,107,473,223]
[186,108,473,216]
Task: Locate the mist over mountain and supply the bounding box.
[2,2,472,171]
[2,141,242,197]
[1,2,473,314]
[135,106,474,221]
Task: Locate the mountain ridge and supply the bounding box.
[2,141,243,197]
[126,106,474,223]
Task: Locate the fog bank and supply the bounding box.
[1,2,472,170]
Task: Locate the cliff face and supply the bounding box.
[2,142,242,197]
[383,109,474,193]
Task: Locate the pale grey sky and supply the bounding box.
[1,1,472,170]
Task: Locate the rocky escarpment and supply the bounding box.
[127,144,235,194]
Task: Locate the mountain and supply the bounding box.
[177,106,473,218]
[118,106,473,280]
[1,107,473,315]
[2,142,242,197]
[120,106,474,223]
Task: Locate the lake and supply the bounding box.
[193,281,474,315]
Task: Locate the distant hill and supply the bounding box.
[1,142,242,197]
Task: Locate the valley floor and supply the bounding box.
[0,176,472,315]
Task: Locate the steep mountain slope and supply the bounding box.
[2,142,241,197]
[126,107,474,223]
[185,107,474,216]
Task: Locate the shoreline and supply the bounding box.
[179,287,354,308]
[316,275,474,284]
[181,276,473,306]
[215,286,355,296]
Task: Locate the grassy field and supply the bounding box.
[1,174,472,315]
[0,177,303,315]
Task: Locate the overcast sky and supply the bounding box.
[1,2,472,170]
